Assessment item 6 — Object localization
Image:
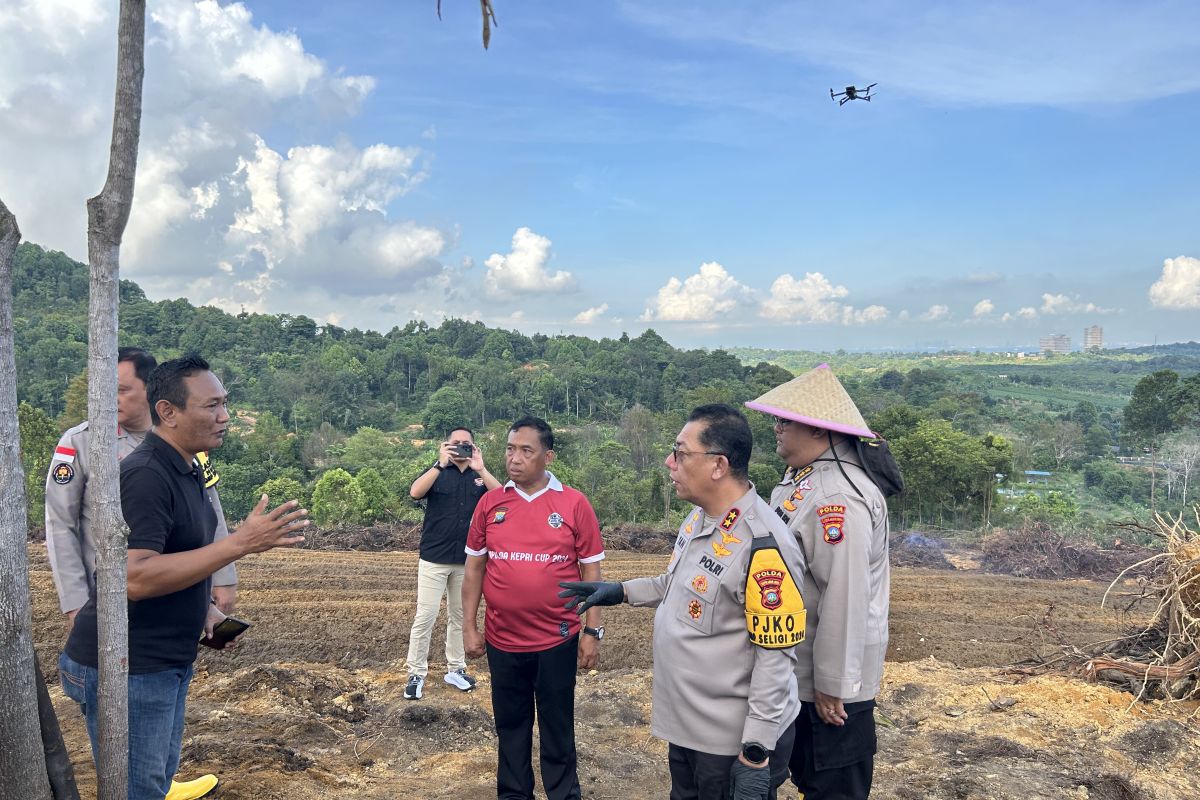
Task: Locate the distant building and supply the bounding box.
[1024,470,1052,484]
[1039,334,1071,355]
[1083,325,1103,351]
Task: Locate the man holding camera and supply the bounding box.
[403,426,501,700]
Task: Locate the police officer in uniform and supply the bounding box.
[45,347,233,800]
[746,365,890,800]
[560,404,806,800]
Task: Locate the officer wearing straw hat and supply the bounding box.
[746,364,890,800]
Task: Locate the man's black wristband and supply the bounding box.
[431,461,444,471]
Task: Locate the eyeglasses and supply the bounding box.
[773,417,795,430]
[669,443,725,462]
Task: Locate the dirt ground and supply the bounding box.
[28,545,1200,800]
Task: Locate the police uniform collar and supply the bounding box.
[702,484,759,531]
[145,430,199,475]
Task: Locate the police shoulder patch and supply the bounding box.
[744,539,805,649]
[818,503,846,545]
[52,462,75,485]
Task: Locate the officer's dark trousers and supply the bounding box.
[486,636,581,800]
[667,721,794,800]
[789,700,876,799]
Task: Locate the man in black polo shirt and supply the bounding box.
[403,425,500,699]
[59,354,310,800]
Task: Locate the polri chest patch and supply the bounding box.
[493,507,508,524]
[697,553,726,578]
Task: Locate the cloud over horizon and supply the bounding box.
[1149,256,1200,310]
[484,227,578,296]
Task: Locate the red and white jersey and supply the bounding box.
[466,472,604,652]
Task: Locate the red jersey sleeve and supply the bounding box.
[571,491,605,563]
[465,490,491,557]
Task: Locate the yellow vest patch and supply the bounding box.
[744,541,805,649]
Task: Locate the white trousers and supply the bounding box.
[404,559,466,677]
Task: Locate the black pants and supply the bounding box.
[789,700,876,800]
[486,636,581,800]
[667,722,795,800]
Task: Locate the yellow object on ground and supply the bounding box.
[165,774,219,800]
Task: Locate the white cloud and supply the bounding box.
[760,271,888,326]
[1039,292,1113,315]
[643,261,753,321]
[0,0,446,323]
[844,305,890,325]
[573,304,609,324]
[760,272,846,323]
[973,298,995,317]
[1001,306,1040,322]
[1149,256,1200,309]
[148,0,372,109]
[483,227,577,296]
[919,304,950,322]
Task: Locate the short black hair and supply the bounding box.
[687,403,752,479]
[148,353,211,425]
[509,416,553,451]
[118,346,157,387]
[446,425,475,440]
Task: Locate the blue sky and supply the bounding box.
[2,0,1198,349]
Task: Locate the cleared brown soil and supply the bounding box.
[28,545,1200,800]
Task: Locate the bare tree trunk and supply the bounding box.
[0,200,54,800]
[86,2,146,797]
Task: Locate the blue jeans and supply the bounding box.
[59,652,194,800]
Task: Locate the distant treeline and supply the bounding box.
[13,242,1200,537]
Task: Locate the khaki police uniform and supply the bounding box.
[623,486,806,756]
[772,441,888,799]
[45,421,235,614]
[771,441,888,704]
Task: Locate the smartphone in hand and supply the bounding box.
[200,616,251,649]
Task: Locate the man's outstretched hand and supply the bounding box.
[557,581,624,614]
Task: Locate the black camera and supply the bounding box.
[454,443,474,459]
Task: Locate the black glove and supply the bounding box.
[557,581,624,614]
[729,760,771,800]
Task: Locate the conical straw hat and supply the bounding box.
[745,363,875,438]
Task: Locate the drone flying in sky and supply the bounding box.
[830,83,876,105]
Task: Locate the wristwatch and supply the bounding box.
[431,461,444,471]
[741,741,768,764]
[582,625,605,640]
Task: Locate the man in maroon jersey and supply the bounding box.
[463,416,605,800]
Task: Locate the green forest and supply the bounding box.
[14,243,1200,540]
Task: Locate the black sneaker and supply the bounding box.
[404,675,424,700]
[444,669,476,691]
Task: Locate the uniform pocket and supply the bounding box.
[808,700,877,771]
[676,580,715,635]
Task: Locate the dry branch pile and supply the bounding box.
[889,532,955,570]
[980,523,1154,579]
[1089,511,1200,700]
[298,523,422,551]
[1012,511,1200,702]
